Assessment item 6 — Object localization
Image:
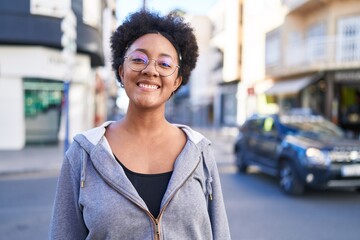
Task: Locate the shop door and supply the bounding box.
[338,84,360,138]
[24,78,64,144]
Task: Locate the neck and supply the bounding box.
[121,104,169,136]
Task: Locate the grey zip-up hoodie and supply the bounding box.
[49,122,231,240]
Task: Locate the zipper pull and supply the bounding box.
[209,193,213,201]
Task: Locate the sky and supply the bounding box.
[116,0,218,23]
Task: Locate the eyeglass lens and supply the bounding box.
[126,51,178,76]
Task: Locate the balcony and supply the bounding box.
[282,0,328,14]
[266,34,360,77]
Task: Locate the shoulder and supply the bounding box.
[65,121,114,169]
[76,121,114,146]
[173,124,217,168]
[173,124,211,146]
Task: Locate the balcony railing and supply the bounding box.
[282,0,325,14]
[267,34,360,76]
[283,0,308,9]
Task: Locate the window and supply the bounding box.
[306,22,327,62]
[23,78,64,143]
[266,30,281,66]
[337,15,360,62]
[286,30,303,66]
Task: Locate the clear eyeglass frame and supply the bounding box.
[123,54,180,77]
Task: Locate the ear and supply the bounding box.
[173,76,183,91]
[118,66,124,84]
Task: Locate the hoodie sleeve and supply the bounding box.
[49,151,88,239]
[205,147,232,240]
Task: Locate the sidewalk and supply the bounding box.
[0,127,238,177]
[0,143,64,177]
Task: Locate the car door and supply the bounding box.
[246,118,266,164]
[256,116,281,169]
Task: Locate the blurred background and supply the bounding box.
[0,0,360,239]
[1,0,360,150]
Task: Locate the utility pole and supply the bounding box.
[143,0,146,10]
[61,7,77,153]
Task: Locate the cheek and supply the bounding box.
[121,69,138,83]
[174,77,182,89]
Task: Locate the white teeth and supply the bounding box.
[138,83,159,89]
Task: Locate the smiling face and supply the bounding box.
[119,33,182,111]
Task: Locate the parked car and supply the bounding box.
[234,111,360,195]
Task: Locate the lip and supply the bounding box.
[136,80,161,90]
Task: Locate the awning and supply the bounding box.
[265,75,316,95]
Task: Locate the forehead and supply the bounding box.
[127,33,178,58]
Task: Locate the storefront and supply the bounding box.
[264,74,324,113]
[215,80,240,127]
[264,70,360,139]
[0,46,95,149]
[331,70,360,138]
[24,78,64,143]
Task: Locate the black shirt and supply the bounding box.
[114,155,173,218]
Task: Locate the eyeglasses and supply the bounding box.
[124,51,180,77]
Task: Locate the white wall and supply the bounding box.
[187,15,214,107]
[242,0,286,118]
[0,46,94,149]
[223,0,241,81]
[0,77,25,149]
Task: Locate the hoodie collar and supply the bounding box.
[80,121,206,147]
[74,121,209,210]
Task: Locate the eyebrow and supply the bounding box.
[131,48,174,59]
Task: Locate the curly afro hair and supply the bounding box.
[110,10,199,91]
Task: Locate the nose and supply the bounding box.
[142,59,159,76]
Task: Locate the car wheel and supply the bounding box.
[236,149,248,173]
[279,160,304,195]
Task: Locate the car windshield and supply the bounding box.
[280,115,345,138]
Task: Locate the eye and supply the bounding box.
[157,58,173,69]
[129,52,148,64]
[131,57,147,64]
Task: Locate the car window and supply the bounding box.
[247,118,264,134]
[263,117,274,132]
[280,115,344,138]
[262,117,277,136]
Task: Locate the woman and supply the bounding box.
[50,10,231,240]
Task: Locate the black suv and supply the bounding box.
[234,111,360,195]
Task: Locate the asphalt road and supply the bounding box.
[1,167,359,240]
[0,173,58,240]
[219,164,360,240]
[211,129,360,240]
[0,128,359,240]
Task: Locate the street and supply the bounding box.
[0,173,58,240]
[208,128,360,240]
[0,129,360,239]
[220,166,360,240]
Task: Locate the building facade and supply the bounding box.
[265,0,360,138]
[166,13,221,127]
[0,0,113,149]
[207,0,285,127]
[208,0,242,127]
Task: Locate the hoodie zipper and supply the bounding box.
[101,178,160,239]
[154,157,202,239]
[99,156,201,240]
